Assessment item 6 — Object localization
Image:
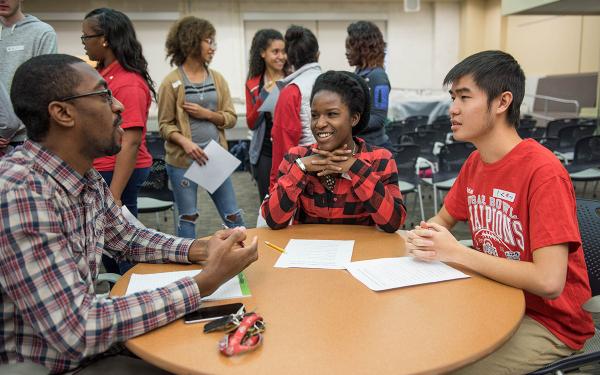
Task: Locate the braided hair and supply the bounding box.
[310,70,370,135]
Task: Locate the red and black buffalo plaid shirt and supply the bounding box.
[261,138,406,233]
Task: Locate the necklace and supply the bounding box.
[322,142,358,192]
[186,68,209,103]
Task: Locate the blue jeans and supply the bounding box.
[99,167,150,274]
[166,164,245,238]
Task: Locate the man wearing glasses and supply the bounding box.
[0,54,258,374]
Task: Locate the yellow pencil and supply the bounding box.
[264,241,286,254]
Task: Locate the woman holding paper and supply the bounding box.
[261,71,406,233]
[245,29,287,202]
[158,17,245,238]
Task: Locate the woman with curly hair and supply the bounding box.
[158,16,244,238]
[82,8,155,216]
[269,25,322,188]
[346,21,392,149]
[261,71,406,232]
[245,29,286,201]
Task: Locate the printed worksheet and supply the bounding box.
[273,239,354,269]
[346,257,470,291]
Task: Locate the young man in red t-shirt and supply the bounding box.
[407,50,594,374]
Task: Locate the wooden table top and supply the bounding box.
[111,224,524,375]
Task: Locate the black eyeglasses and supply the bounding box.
[58,88,113,105]
[80,33,103,42]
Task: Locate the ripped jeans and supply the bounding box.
[166,163,245,238]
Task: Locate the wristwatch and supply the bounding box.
[294,158,307,173]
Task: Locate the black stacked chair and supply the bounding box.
[386,123,409,146]
[545,118,581,138]
[387,120,420,142]
[567,136,600,198]
[403,115,429,128]
[138,159,176,231]
[533,137,561,153]
[392,144,424,222]
[528,198,600,375]
[401,130,438,161]
[517,117,538,138]
[556,124,596,155]
[428,142,475,209]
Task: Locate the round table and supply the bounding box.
[111,225,524,374]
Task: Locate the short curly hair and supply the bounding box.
[346,21,385,68]
[310,71,371,136]
[165,16,215,67]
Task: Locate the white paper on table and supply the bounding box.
[183,140,241,194]
[125,270,251,301]
[273,239,354,269]
[346,257,470,291]
[121,205,146,228]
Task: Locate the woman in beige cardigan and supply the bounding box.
[158,16,245,238]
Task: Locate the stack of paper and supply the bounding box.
[273,239,354,269]
[346,257,470,291]
[125,270,251,301]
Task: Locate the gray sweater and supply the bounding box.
[0,15,57,92]
[0,81,22,142]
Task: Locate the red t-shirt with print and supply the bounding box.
[93,61,153,171]
[444,138,594,350]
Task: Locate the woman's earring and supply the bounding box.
[102,42,108,47]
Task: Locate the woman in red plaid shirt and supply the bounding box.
[261,71,406,233]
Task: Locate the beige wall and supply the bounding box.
[505,15,600,76]
[458,0,600,77]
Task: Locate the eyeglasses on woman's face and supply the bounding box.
[203,38,218,50]
[80,33,103,43]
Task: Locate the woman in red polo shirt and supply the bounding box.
[81,8,154,216]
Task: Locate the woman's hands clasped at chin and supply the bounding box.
[406,221,462,263]
[301,144,356,176]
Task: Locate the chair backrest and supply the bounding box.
[401,130,437,155]
[519,117,537,129]
[557,125,596,150]
[392,144,420,184]
[533,137,560,152]
[517,126,535,139]
[576,198,600,296]
[432,142,474,183]
[387,120,418,138]
[386,125,407,145]
[545,118,580,138]
[404,115,429,127]
[139,159,174,202]
[573,135,600,166]
[431,115,450,126]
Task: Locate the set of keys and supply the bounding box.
[203,305,266,356]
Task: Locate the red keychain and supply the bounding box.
[218,312,264,356]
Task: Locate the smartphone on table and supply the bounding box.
[184,302,244,324]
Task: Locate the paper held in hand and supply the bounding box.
[183,140,241,194]
[346,257,470,291]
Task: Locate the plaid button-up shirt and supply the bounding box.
[0,141,201,373]
[261,138,406,233]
